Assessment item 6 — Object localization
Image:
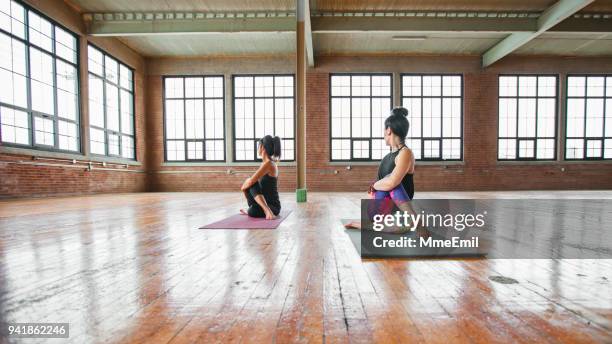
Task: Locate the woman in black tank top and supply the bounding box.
[345,107,416,229]
[240,135,282,220]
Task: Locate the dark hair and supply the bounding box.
[259,135,282,160]
[384,107,410,144]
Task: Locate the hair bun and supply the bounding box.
[391,107,408,117]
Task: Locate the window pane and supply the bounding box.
[90,127,105,154]
[119,64,133,90]
[565,75,612,160]
[402,75,462,161]
[56,59,77,120]
[205,139,224,161]
[5,8,80,152]
[163,76,225,161]
[0,106,29,145]
[58,119,77,151]
[30,47,54,115]
[89,75,104,127]
[274,76,293,97]
[108,133,119,155]
[205,98,224,139]
[105,55,118,83]
[121,135,134,159]
[499,76,517,97]
[498,139,516,159]
[498,75,557,160]
[34,116,54,146]
[331,139,350,160]
[566,138,583,159]
[88,45,103,75]
[105,83,119,131]
[233,75,294,161]
[352,140,369,159]
[185,77,203,98]
[55,26,76,63]
[187,141,203,160]
[205,76,223,98]
[28,11,52,52]
[332,74,392,161]
[166,140,185,161]
[185,99,204,139]
[254,76,273,97]
[331,75,350,97]
[120,89,133,134]
[536,139,555,160]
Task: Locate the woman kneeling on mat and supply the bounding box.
[240,135,282,220]
[345,107,416,230]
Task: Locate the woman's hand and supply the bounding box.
[368,183,376,196]
[241,178,252,191]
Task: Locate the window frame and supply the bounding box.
[328,72,394,162]
[400,73,464,161]
[231,73,296,162]
[564,74,612,161]
[496,73,559,162]
[87,43,136,160]
[0,0,81,154]
[162,74,226,162]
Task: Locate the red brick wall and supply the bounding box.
[0,0,148,198]
[305,55,612,192]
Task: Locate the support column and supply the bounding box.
[296,0,307,202]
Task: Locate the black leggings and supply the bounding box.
[244,183,281,218]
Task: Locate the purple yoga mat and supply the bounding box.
[199,210,292,229]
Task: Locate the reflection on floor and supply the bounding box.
[0,192,610,343]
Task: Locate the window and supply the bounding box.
[163,76,225,161]
[566,75,612,160]
[400,74,462,161]
[88,45,135,159]
[497,75,557,160]
[233,75,295,161]
[330,74,392,161]
[0,0,79,152]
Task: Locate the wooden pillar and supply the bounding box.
[296,0,307,202]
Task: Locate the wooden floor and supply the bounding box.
[0,191,611,344]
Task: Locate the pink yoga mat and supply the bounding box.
[199,210,292,229]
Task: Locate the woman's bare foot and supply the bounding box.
[264,210,277,220]
[344,220,361,229]
[240,209,248,215]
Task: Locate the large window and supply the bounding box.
[0,0,79,152]
[566,75,612,160]
[233,75,295,161]
[88,45,135,159]
[163,76,225,161]
[330,74,392,161]
[498,75,557,160]
[401,74,462,161]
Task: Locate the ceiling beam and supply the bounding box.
[482,0,596,67]
[304,0,314,67]
[82,10,612,37]
[83,12,295,36]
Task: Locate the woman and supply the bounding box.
[240,135,282,220]
[345,107,415,230]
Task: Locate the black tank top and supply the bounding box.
[260,174,281,210]
[377,148,415,199]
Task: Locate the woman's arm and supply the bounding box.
[372,149,413,192]
[241,161,272,191]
